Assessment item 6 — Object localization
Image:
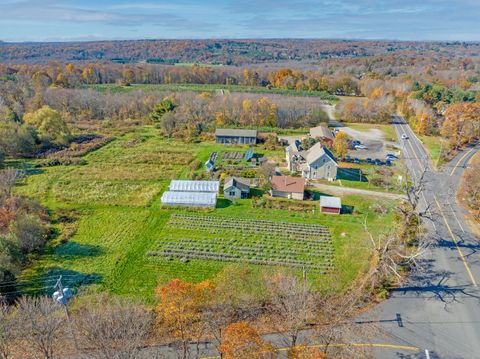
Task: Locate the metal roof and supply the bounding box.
[161,191,217,207]
[271,176,305,193]
[305,143,337,165]
[169,180,219,193]
[310,125,334,140]
[320,196,342,209]
[224,177,250,192]
[215,128,258,138]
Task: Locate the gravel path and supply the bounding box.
[311,182,407,200]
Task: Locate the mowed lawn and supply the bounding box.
[16,127,399,302]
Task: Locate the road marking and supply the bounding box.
[447,200,465,233]
[434,196,478,287]
[425,349,431,359]
[200,343,420,358]
[450,147,476,176]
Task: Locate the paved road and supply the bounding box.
[372,117,480,359]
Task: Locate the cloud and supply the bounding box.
[0,0,214,30]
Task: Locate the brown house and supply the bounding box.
[270,176,305,201]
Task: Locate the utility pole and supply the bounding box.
[53,276,79,352]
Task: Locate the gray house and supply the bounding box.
[302,143,338,180]
[224,177,250,199]
[215,129,258,145]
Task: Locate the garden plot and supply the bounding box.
[152,214,335,272]
[222,152,245,160]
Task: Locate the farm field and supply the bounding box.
[14,126,400,302]
[90,83,339,101]
[419,135,444,168]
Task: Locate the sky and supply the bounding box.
[0,0,479,42]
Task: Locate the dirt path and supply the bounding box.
[310,182,407,200]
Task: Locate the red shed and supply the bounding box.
[320,196,341,214]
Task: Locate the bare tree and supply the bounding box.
[0,169,23,197]
[16,296,66,359]
[0,300,16,359]
[75,297,153,359]
[264,272,316,348]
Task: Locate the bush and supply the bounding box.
[11,214,49,254]
[0,148,5,168]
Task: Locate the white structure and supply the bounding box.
[320,196,342,214]
[161,191,217,208]
[169,180,220,193]
[286,142,338,181]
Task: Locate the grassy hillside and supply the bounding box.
[14,126,398,303]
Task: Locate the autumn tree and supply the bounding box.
[287,345,325,359]
[23,106,70,146]
[155,279,212,359]
[332,131,349,158]
[220,321,274,359]
[441,103,480,149]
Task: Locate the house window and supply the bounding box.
[229,191,236,196]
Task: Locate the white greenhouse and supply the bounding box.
[168,180,220,193]
[161,191,217,208]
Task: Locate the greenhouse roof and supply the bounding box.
[169,180,220,193]
[161,191,217,207]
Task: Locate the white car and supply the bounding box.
[401,134,409,140]
[355,144,367,150]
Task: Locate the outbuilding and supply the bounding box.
[320,196,342,214]
[224,177,250,199]
[215,128,258,145]
[270,175,305,201]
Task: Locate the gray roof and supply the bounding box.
[224,177,250,192]
[310,125,334,140]
[305,143,337,165]
[215,128,258,138]
[320,196,342,209]
[169,180,219,193]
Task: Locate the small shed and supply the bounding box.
[224,177,250,199]
[320,196,342,214]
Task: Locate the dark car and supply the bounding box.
[374,159,383,166]
[386,159,392,166]
[386,154,398,160]
[353,158,361,164]
[345,155,352,162]
[352,140,361,146]
[366,158,372,163]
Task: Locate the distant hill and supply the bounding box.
[1,39,479,65]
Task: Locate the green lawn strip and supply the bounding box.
[418,135,444,168]
[89,83,339,101]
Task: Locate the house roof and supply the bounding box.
[271,176,305,194]
[215,128,258,138]
[224,177,250,192]
[305,143,337,165]
[320,196,342,209]
[169,180,220,193]
[310,125,334,140]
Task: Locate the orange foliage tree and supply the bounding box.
[220,321,275,359]
[441,103,480,149]
[155,279,213,359]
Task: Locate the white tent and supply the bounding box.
[169,180,220,193]
[161,191,217,208]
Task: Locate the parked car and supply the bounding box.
[353,158,361,164]
[401,134,409,140]
[345,155,352,162]
[386,154,398,160]
[374,159,383,166]
[366,158,373,164]
[386,159,392,166]
[355,144,367,150]
[352,140,361,146]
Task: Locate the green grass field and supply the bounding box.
[89,83,339,102]
[14,126,399,303]
[419,135,444,168]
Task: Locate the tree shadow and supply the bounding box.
[340,205,354,214]
[55,242,103,259]
[216,198,232,208]
[337,167,368,182]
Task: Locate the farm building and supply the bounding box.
[161,191,217,208]
[320,196,342,214]
[286,142,338,181]
[215,128,258,145]
[270,175,305,201]
[224,177,250,199]
[169,180,220,193]
[310,125,334,145]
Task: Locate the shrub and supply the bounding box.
[11,214,49,254]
